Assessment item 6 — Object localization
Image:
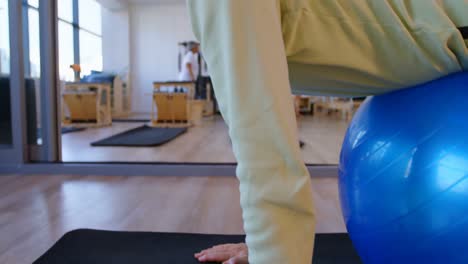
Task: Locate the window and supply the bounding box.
[21,0,41,78]
[27,0,38,8]
[57,0,78,81]
[56,0,103,79]
[28,8,41,78]
[78,0,102,35]
[0,0,10,74]
[78,0,102,76]
[58,21,74,81]
[79,31,102,76]
[58,0,73,23]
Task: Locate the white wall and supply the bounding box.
[129,3,196,114]
[102,7,130,76]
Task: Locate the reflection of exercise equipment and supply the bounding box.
[151,81,198,128]
[197,77,214,117]
[80,72,131,118]
[339,73,468,263]
[312,97,362,120]
[61,83,112,127]
[296,96,313,114]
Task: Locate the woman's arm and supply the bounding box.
[188,1,316,263]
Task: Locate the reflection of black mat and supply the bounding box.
[91,125,187,147]
[36,127,86,139]
[34,229,362,264]
[61,127,86,134]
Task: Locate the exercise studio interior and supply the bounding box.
[1,0,467,263]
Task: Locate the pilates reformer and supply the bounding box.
[61,82,112,128]
[150,80,215,127]
[312,97,362,121]
[151,81,197,128]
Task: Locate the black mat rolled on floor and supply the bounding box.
[34,229,362,264]
[91,125,187,147]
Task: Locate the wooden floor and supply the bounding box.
[61,115,349,164]
[0,175,345,264]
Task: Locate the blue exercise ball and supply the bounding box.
[339,72,468,264]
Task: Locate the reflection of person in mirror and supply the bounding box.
[178,42,200,82]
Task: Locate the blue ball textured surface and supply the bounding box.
[339,72,468,264]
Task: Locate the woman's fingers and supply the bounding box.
[195,243,248,262]
[222,255,249,264]
[197,251,233,262]
[195,244,229,256]
[211,243,238,250]
[195,243,245,256]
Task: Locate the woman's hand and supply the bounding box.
[194,243,249,264]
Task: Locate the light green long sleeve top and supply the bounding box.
[187,1,467,263]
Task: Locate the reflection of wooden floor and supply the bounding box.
[62,115,349,164]
[0,175,345,263]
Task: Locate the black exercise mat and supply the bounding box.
[34,229,362,264]
[61,127,86,134]
[91,125,187,147]
[36,127,86,140]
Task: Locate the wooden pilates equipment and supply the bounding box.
[111,75,132,118]
[62,72,131,118]
[61,83,112,127]
[312,97,363,121]
[151,79,215,127]
[296,96,313,114]
[201,81,214,117]
[151,81,197,128]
